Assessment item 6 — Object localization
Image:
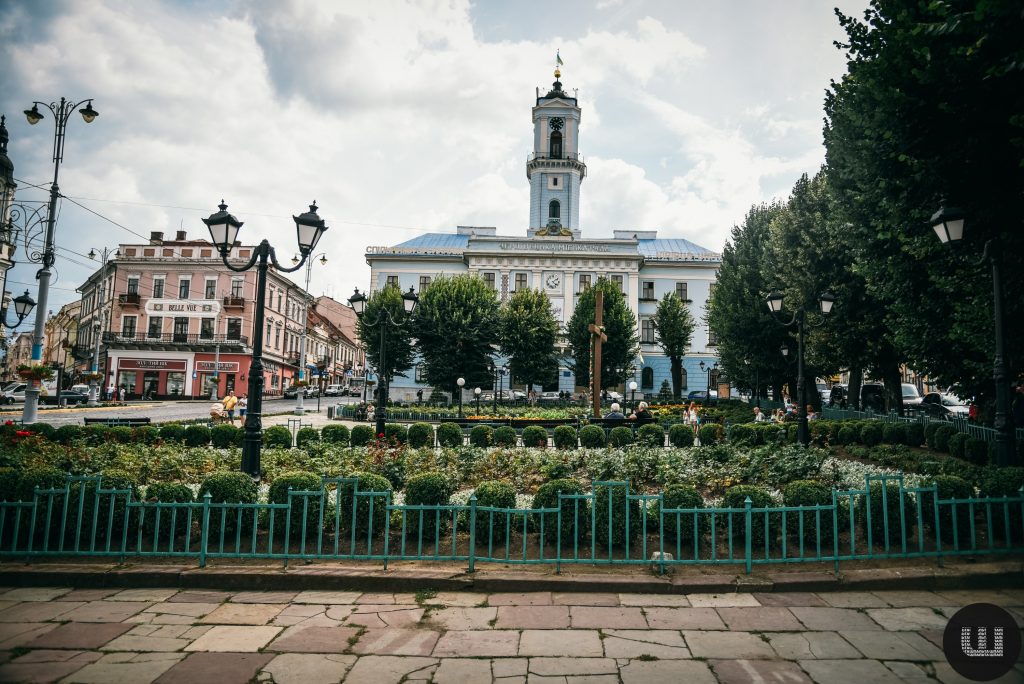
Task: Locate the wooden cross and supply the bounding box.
[588,289,607,418]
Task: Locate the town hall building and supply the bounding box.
[365,66,722,401]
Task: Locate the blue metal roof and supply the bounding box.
[636,238,716,256]
[393,233,470,249]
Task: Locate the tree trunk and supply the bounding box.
[772,381,785,405]
[670,357,682,400]
[882,363,903,415]
[848,366,863,410]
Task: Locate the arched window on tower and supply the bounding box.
[550,131,562,159]
[641,367,654,389]
[548,200,560,220]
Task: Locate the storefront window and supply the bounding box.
[117,371,137,397]
[166,372,185,396]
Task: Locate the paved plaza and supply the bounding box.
[0,585,1021,683]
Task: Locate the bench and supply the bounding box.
[83,417,152,427]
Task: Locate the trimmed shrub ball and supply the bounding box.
[654,484,705,545]
[407,423,434,448]
[350,425,375,447]
[199,471,259,539]
[337,471,392,537]
[158,423,186,443]
[384,423,407,445]
[836,425,857,446]
[469,425,493,448]
[881,423,904,445]
[268,471,323,538]
[782,479,834,546]
[933,425,957,453]
[964,438,989,466]
[594,483,640,548]
[493,426,517,447]
[637,423,665,448]
[609,426,634,447]
[578,424,606,449]
[210,424,242,448]
[855,481,916,548]
[436,422,463,448]
[471,479,517,539]
[320,424,351,445]
[904,422,925,448]
[698,423,721,446]
[521,425,548,448]
[859,422,883,447]
[728,423,755,446]
[553,425,578,450]
[263,425,293,448]
[947,432,967,460]
[668,423,695,448]
[141,482,194,541]
[403,471,455,537]
[532,478,588,545]
[920,475,974,545]
[722,484,775,548]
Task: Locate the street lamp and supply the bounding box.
[457,377,465,418]
[85,247,116,406]
[493,363,508,413]
[291,251,328,415]
[0,290,36,329]
[699,360,718,402]
[929,204,1015,465]
[766,290,835,446]
[628,380,637,408]
[474,386,481,414]
[204,200,327,478]
[348,285,418,439]
[21,96,98,424]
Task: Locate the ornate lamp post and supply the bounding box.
[204,200,327,478]
[766,290,835,446]
[0,290,36,330]
[456,377,465,418]
[21,97,99,424]
[628,380,637,408]
[699,360,718,402]
[348,285,418,439]
[290,252,328,415]
[474,386,481,414]
[84,247,116,406]
[930,204,1016,465]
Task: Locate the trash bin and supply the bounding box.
[327,405,336,420]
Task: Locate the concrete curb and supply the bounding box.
[1,561,1020,594]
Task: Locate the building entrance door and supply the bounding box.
[142,372,159,400]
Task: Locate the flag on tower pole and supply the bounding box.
[556,51,563,66]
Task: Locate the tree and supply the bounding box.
[566,278,639,390]
[413,274,501,397]
[500,288,560,391]
[824,1,1024,413]
[651,292,694,400]
[355,285,416,386]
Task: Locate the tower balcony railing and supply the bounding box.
[527,151,584,163]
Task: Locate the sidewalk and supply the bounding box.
[0,584,1019,683]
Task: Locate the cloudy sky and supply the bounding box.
[1,0,866,324]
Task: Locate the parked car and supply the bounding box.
[304,387,319,398]
[324,384,343,397]
[687,390,714,403]
[604,391,623,402]
[283,386,300,399]
[2,383,27,404]
[919,392,970,420]
[40,389,89,405]
[860,383,886,411]
[902,383,924,406]
[539,391,562,403]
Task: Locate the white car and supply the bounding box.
[324,384,343,396]
[902,383,924,406]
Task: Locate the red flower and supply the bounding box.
[4,421,12,426]
[15,430,32,437]
[377,433,385,438]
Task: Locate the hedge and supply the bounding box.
[263,425,293,448]
[404,471,454,537]
[211,424,242,448]
[407,423,434,448]
[722,484,774,547]
[668,424,694,448]
[321,424,351,445]
[268,471,322,537]
[855,481,916,547]
[469,425,493,448]
[594,483,640,548]
[436,423,463,448]
[159,424,186,443]
[384,424,408,445]
[337,471,392,537]
[637,423,665,448]
[655,484,705,544]
[698,423,721,446]
[553,425,577,450]
[493,426,517,447]
[199,471,259,538]
[532,478,588,544]
[350,425,375,447]
[933,425,957,453]
[609,426,633,447]
[782,479,834,546]
[579,425,606,448]
[521,425,548,448]
[142,481,195,540]
[904,422,925,448]
[920,475,973,544]
[471,480,517,539]
[728,423,755,446]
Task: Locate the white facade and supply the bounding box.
[365,68,721,401]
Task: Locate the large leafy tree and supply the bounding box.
[500,288,560,390]
[413,274,501,396]
[566,278,639,389]
[824,1,1024,412]
[651,292,694,400]
[354,285,416,386]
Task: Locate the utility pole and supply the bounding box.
[588,289,607,418]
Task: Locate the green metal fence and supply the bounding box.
[2,474,1021,573]
[821,407,1024,444]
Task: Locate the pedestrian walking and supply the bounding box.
[223,391,238,424]
[238,394,247,420]
[688,401,699,434]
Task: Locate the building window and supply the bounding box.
[266,322,272,346]
[147,316,162,339]
[231,278,243,297]
[205,279,216,299]
[200,318,214,339]
[611,275,623,291]
[122,316,137,338]
[127,277,140,295]
[578,274,591,293]
[227,318,241,340]
[415,364,425,383]
[675,282,688,301]
[641,318,655,343]
[550,130,562,159]
[548,199,560,220]
[419,275,431,291]
[484,272,496,290]
[178,278,190,299]
[274,326,281,349]
[641,281,655,300]
[642,367,654,389]
[173,317,189,342]
[680,368,688,390]
[708,327,718,346]
[386,275,399,289]
[514,273,527,291]
[552,176,559,187]
[152,278,164,298]
[276,292,282,311]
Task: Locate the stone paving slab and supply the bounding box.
[0,600,85,623]
[569,606,647,629]
[343,655,438,684]
[0,649,102,684]
[200,602,286,625]
[424,606,497,630]
[184,625,281,652]
[265,625,360,653]
[62,651,185,684]
[799,658,906,684]
[790,606,883,631]
[711,658,814,683]
[0,622,59,650]
[259,653,356,684]
[717,606,803,631]
[59,600,153,623]
[495,605,570,629]
[642,606,726,630]
[601,629,691,659]
[24,622,134,650]
[619,659,717,684]
[865,606,951,631]
[683,630,778,659]
[518,629,604,657]
[352,628,441,656]
[153,652,274,684]
[432,629,520,657]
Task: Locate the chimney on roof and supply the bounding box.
[150,231,163,244]
[175,230,186,241]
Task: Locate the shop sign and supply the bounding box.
[196,361,240,372]
[118,358,188,371]
[144,299,222,317]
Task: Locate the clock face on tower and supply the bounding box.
[545,273,561,290]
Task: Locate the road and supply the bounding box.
[0,395,363,426]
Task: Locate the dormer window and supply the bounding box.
[548,200,560,220]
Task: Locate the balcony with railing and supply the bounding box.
[118,292,141,306]
[101,331,249,350]
[223,294,245,308]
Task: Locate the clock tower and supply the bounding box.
[527,67,586,238]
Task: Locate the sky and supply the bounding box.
[0,0,868,326]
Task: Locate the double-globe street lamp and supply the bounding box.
[766,290,835,446]
[21,97,99,424]
[204,200,328,478]
[930,204,1017,465]
[290,252,328,415]
[493,363,508,413]
[699,360,718,401]
[347,285,418,439]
